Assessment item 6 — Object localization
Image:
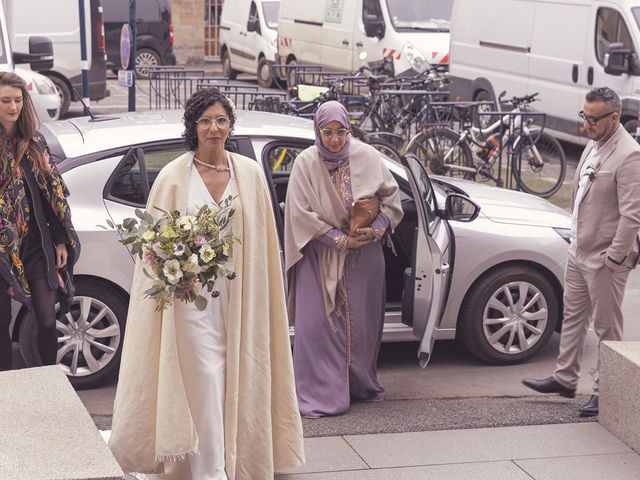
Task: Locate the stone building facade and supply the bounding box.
[170,0,223,65]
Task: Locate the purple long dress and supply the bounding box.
[293,160,390,417]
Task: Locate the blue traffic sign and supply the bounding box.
[120,24,132,70]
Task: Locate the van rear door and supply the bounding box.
[320,0,356,72]
[528,2,590,138]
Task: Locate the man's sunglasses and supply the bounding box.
[578,110,616,126]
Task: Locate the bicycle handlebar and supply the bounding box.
[506,92,540,107]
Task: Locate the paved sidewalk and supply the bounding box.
[275,423,640,480]
[102,422,640,479]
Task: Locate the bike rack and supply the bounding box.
[474,110,548,192]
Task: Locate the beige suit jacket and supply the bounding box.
[572,126,640,271]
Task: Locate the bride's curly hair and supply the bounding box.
[182,88,236,151]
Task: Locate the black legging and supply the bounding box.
[0,275,56,371]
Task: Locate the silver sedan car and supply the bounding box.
[9,110,570,388]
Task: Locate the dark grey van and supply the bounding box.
[103,0,176,77]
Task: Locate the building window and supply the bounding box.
[205,0,224,60]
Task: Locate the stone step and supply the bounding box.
[599,341,640,454]
[0,366,124,480]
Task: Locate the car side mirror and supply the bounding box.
[604,42,631,76]
[247,17,260,34]
[629,52,640,76]
[444,193,480,222]
[13,36,54,72]
[363,14,385,39]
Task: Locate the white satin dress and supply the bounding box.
[169,155,236,480]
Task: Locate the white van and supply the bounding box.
[450,0,640,144]
[220,0,280,87]
[7,0,107,116]
[0,0,59,122]
[277,0,452,76]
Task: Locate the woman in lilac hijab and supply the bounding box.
[284,101,403,417]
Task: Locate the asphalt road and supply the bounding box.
[55,74,630,435]
[81,267,640,436]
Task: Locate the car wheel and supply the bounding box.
[222,49,238,80]
[19,279,128,389]
[48,75,71,117]
[473,89,497,129]
[135,48,161,78]
[459,266,558,365]
[257,56,274,88]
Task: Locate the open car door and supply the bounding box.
[400,154,453,368]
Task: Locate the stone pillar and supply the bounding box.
[599,341,640,454]
[171,0,205,65]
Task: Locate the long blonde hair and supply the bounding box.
[0,71,49,172]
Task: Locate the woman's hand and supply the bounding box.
[355,227,376,242]
[346,228,375,249]
[55,244,68,269]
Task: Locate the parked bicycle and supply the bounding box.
[406,92,567,198]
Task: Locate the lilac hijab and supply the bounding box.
[314,101,351,170]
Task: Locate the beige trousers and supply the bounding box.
[553,244,631,393]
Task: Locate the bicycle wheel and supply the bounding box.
[407,128,476,180]
[513,130,566,198]
[368,140,402,163]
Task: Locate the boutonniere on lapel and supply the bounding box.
[584,166,597,181]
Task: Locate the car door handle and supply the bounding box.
[342,39,349,46]
[356,41,363,47]
[587,66,594,85]
[572,64,578,83]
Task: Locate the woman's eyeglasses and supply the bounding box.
[196,116,230,129]
[320,128,349,138]
[578,110,616,126]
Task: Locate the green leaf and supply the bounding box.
[122,217,138,230]
[120,236,137,245]
[142,268,155,280]
[106,218,115,228]
[195,295,208,311]
[134,208,146,220]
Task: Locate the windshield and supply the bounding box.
[262,1,280,29]
[384,0,452,31]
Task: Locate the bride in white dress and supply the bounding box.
[109,89,305,480]
[169,102,237,480]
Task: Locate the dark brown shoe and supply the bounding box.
[579,395,599,417]
[522,376,576,398]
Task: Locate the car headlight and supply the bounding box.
[402,42,429,73]
[552,227,571,244]
[33,76,56,95]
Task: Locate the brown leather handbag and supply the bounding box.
[348,196,380,235]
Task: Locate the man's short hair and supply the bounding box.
[585,87,622,114]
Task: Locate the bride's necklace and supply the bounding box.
[193,156,230,173]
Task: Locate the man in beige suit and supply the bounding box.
[523,87,640,417]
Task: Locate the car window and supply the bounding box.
[263,142,310,206]
[109,150,146,206]
[404,155,437,227]
[262,1,279,29]
[108,141,241,207]
[137,0,161,21]
[595,7,635,64]
[248,2,261,34]
[363,0,384,24]
[144,145,186,192]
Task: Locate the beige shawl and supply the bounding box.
[284,142,403,319]
[108,151,304,479]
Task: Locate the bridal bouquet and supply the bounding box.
[106,197,239,311]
